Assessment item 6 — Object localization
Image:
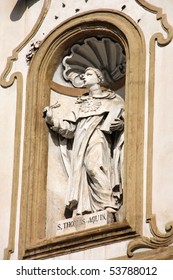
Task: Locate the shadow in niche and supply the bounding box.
[10,0,40,21]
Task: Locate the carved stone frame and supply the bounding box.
[19,10,146,259]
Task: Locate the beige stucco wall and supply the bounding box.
[0,0,173,260]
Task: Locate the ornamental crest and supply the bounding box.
[76,96,102,113]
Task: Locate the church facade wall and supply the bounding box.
[0,0,173,260]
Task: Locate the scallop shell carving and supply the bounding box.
[62,37,126,88]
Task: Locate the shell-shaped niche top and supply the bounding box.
[62,37,126,88]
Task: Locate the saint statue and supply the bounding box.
[43,67,124,219]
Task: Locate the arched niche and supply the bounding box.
[19,10,146,259]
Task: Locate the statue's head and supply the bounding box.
[79,67,104,87]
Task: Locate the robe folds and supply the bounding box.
[51,90,124,217]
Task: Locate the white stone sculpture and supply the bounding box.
[26,40,41,64]
[44,67,124,219]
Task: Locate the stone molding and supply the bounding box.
[128,0,173,257]
[116,244,173,260]
[24,221,137,260]
[128,215,173,257]
[0,0,51,260]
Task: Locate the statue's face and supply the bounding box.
[80,69,99,87]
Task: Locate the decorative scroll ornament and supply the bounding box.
[127,215,173,257]
[62,37,126,88]
[26,40,42,64]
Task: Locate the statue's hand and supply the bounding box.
[43,106,53,125]
[110,117,124,131]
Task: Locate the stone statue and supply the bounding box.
[43,67,124,219]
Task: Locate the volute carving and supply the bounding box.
[128,215,173,257]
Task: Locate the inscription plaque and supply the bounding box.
[56,210,115,235]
